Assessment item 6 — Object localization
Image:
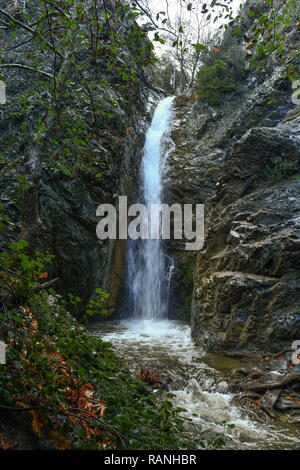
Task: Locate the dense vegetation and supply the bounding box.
[148,0,299,100]
[0,0,194,451]
[0,234,201,450]
[195,59,235,105]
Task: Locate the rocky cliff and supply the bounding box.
[0,1,161,314]
[37,88,160,314]
[165,57,299,352]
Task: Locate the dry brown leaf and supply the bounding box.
[50,431,71,450]
[284,396,294,401]
[29,411,44,438]
[0,432,15,450]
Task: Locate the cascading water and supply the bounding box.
[126,96,175,320]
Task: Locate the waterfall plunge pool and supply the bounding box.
[88,319,300,450]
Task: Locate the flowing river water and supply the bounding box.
[89,319,300,450]
[90,97,300,449]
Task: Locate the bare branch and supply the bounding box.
[134,0,177,38]
[4,37,33,52]
[32,277,60,292]
[0,406,42,411]
[0,63,53,78]
[0,263,27,280]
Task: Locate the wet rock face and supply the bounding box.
[162,96,227,319]
[191,109,300,352]
[0,2,162,315]
[215,125,300,207]
[165,67,299,350]
[192,169,300,350]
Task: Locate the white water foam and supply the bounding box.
[126,96,175,320]
[97,319,300,450]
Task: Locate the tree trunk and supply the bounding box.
[20,127,47,255]
[19,3,79,255]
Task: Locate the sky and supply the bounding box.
[140,0,245,55]
[148,0,244,23]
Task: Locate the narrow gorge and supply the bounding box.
[0,0,299,453]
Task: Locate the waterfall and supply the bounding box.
[126,96,175,320]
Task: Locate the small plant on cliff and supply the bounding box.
[205,166,221,178]
[264,155,299,183]
[61,289,109,321]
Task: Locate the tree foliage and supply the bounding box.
[0,0,154,172]
[142,0,299,93]
[0,230,202,450]
[0,0,156,253]
[195,58,235,104]
[194,0,299,81]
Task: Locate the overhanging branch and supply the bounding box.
[0,7,63,60]
[0,63,53,78]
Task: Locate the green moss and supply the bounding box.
[205,166,221,177]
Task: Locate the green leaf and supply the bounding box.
[249,58,256,68]
[257,44,265,57]
[192,43,206,51]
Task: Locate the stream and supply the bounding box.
[89,319,300,450]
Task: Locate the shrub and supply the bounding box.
[195,59,236,105]
[264,156,299,183]
[0,234,197,450]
